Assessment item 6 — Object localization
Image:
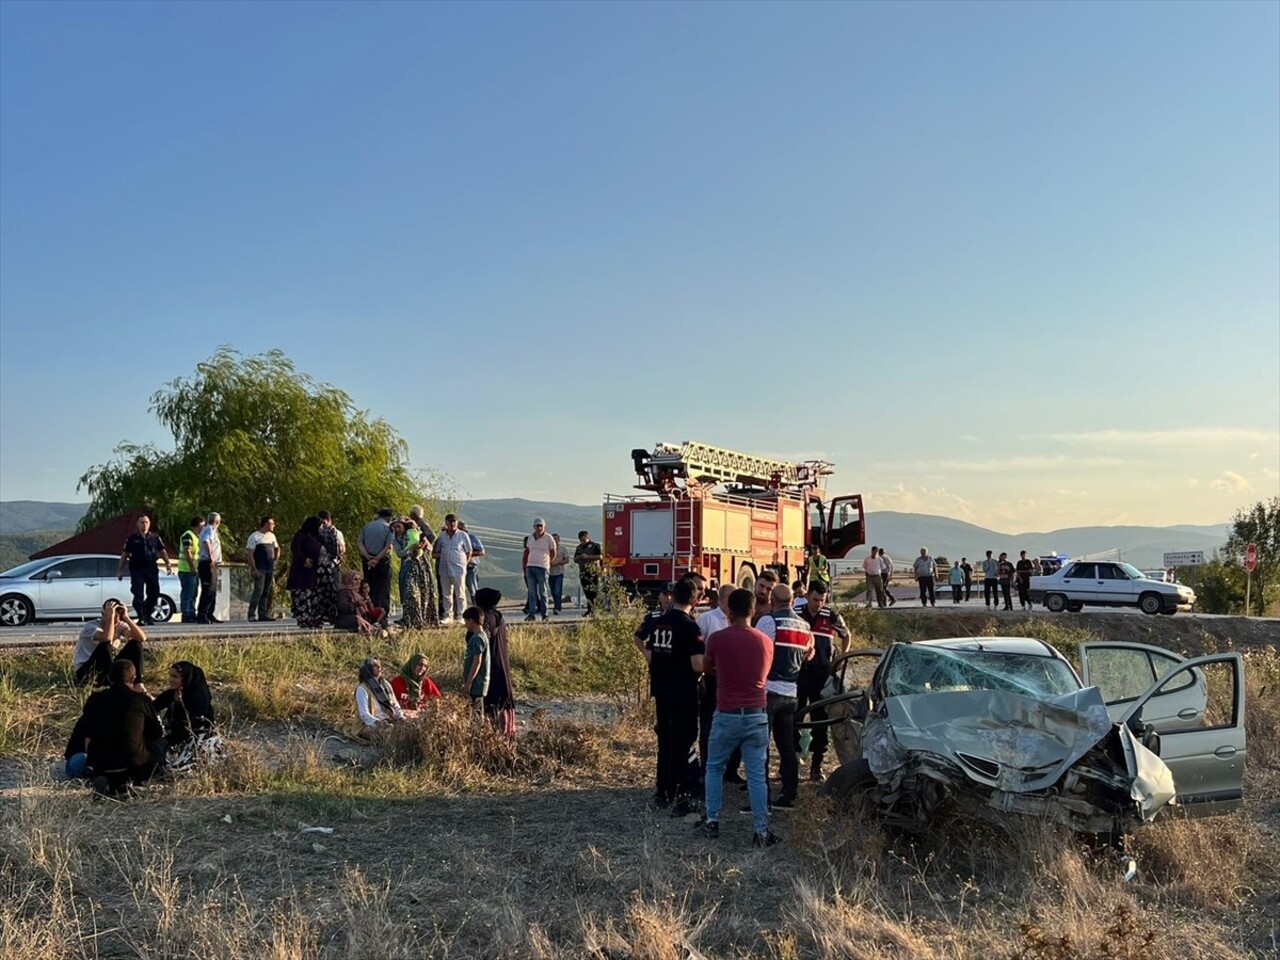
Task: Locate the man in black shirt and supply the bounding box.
[641,579,705,816]
[116,515,172,624]
[1015,550,1035,610]
[82,658,165,795]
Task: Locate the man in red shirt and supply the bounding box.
[696,588,778,847]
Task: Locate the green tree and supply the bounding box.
[77,348,449,561]
[1222,497,1280,616]
[1188,559,1245,616]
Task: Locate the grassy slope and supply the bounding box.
[1,609,1278,959]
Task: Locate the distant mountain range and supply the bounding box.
[0,500,1232,584]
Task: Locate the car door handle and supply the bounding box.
[84,581,99,587]
[1214,745,1238,759]
[1177,708,1199,720]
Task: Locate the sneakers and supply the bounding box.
[771,796,797,810]
[524,615,536,622]
[753,831,780,848]
[693,819,719,839]
[809,768,825,783]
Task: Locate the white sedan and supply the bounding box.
[1029,561,1195,615]
[0,554,180,626]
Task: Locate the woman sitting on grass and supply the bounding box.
[391,652,442,709]
[336,570,385,634]
[355,657,413,730]
[150,661,214,747]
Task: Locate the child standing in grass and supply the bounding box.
[462,606,490,711]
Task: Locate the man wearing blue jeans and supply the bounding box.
[696,588,778,847]
[523,518,555,621]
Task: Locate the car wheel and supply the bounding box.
[819,758,876,801]
[1045,593,1067,613]
[1138,592,1163,616]
[1067,602,1084,613]
[152,595,176,623]
[0,594,35,627]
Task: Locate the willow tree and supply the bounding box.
[77,347,445,553]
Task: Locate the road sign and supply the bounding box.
[1245,544,1257,573]
[1162,551,1204,567]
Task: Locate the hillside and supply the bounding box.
[0,531,68,571]
[0,501,87,534]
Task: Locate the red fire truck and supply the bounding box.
[602,441,866,599]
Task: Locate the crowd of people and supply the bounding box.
[860,546,1049,611]
[633,570,850,848]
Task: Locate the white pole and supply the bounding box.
[1245,569,1252,617]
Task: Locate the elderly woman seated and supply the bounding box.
[391,652,442,710]
[355,657,417,732]
[337,571,386,634]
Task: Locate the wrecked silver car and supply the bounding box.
[802,638,1245,833]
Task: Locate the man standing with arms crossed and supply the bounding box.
[523,518,555,622]
[862,546,886,608]
[245,516,280,622]
[573,530,603,615]
[696,588,777,847]
[981,549,1000,609]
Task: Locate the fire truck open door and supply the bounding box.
[821,495,865,559]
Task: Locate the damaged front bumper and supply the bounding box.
[858,688,1177,833]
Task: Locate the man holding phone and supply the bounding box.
[72,599,147,687]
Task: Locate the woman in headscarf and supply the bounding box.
[473,588,516,737]
[336,570,380,633]
[390,652,442,709]
[150,660,214,746]
[288,516,325,628]
[395,518,438,629]
[355,657,410,729]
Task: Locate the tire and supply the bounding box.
[1067,602,1084,613]
[819,758,876,800]
[1138,593,1163,616]
[737,564,756,592]
[1045,593,1067,613]
[0,594,35,627]
[152,595,175,623]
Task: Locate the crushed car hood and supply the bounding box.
[867,687,1117,793]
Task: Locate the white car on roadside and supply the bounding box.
[0,554,180,626]
[1029,561,1195,616]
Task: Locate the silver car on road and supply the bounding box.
[0,554,180,626]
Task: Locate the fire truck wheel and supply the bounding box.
[737,566,756,592]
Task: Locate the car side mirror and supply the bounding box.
[44,569,62,580]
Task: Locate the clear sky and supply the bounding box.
[1,1,1276,532]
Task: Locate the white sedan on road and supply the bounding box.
[1029,560,1195,616]
[0,554,180,626]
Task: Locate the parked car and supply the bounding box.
[1029,560,1195,615]
[802,637,1245,834]
[0,554,179,626]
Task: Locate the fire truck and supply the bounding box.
[602,441,866,599]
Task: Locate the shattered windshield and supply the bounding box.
[881,645,1082,701]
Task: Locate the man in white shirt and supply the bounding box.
[913,547,937,607]
[245,516,280,622]
[879,550,898,607]
[432,513,473,624]
[197,512,223,624]
[863,547,887,608]
[523,518,555,621]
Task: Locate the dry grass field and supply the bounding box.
[1,609,1278,959]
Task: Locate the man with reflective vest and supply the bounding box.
[805,547,830,592]
[795,581,851,782]
[754,583,813,809]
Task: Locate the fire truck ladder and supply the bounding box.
[673,496,696,576]
[644,440,833,492]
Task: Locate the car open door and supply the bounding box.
[821,495,865,559]
[1119,653,1246,816]
[1079,641,1207,728]
[796,649,883,767]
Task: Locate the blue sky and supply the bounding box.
[1,1,1276,532]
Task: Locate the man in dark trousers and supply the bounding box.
[116,515,172,624]
[754,583,813,809]
[638,579,705,817]
[796,581,850,782]
[358,508,396,625]
[696,588,778,847]
[81,658,165,795]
